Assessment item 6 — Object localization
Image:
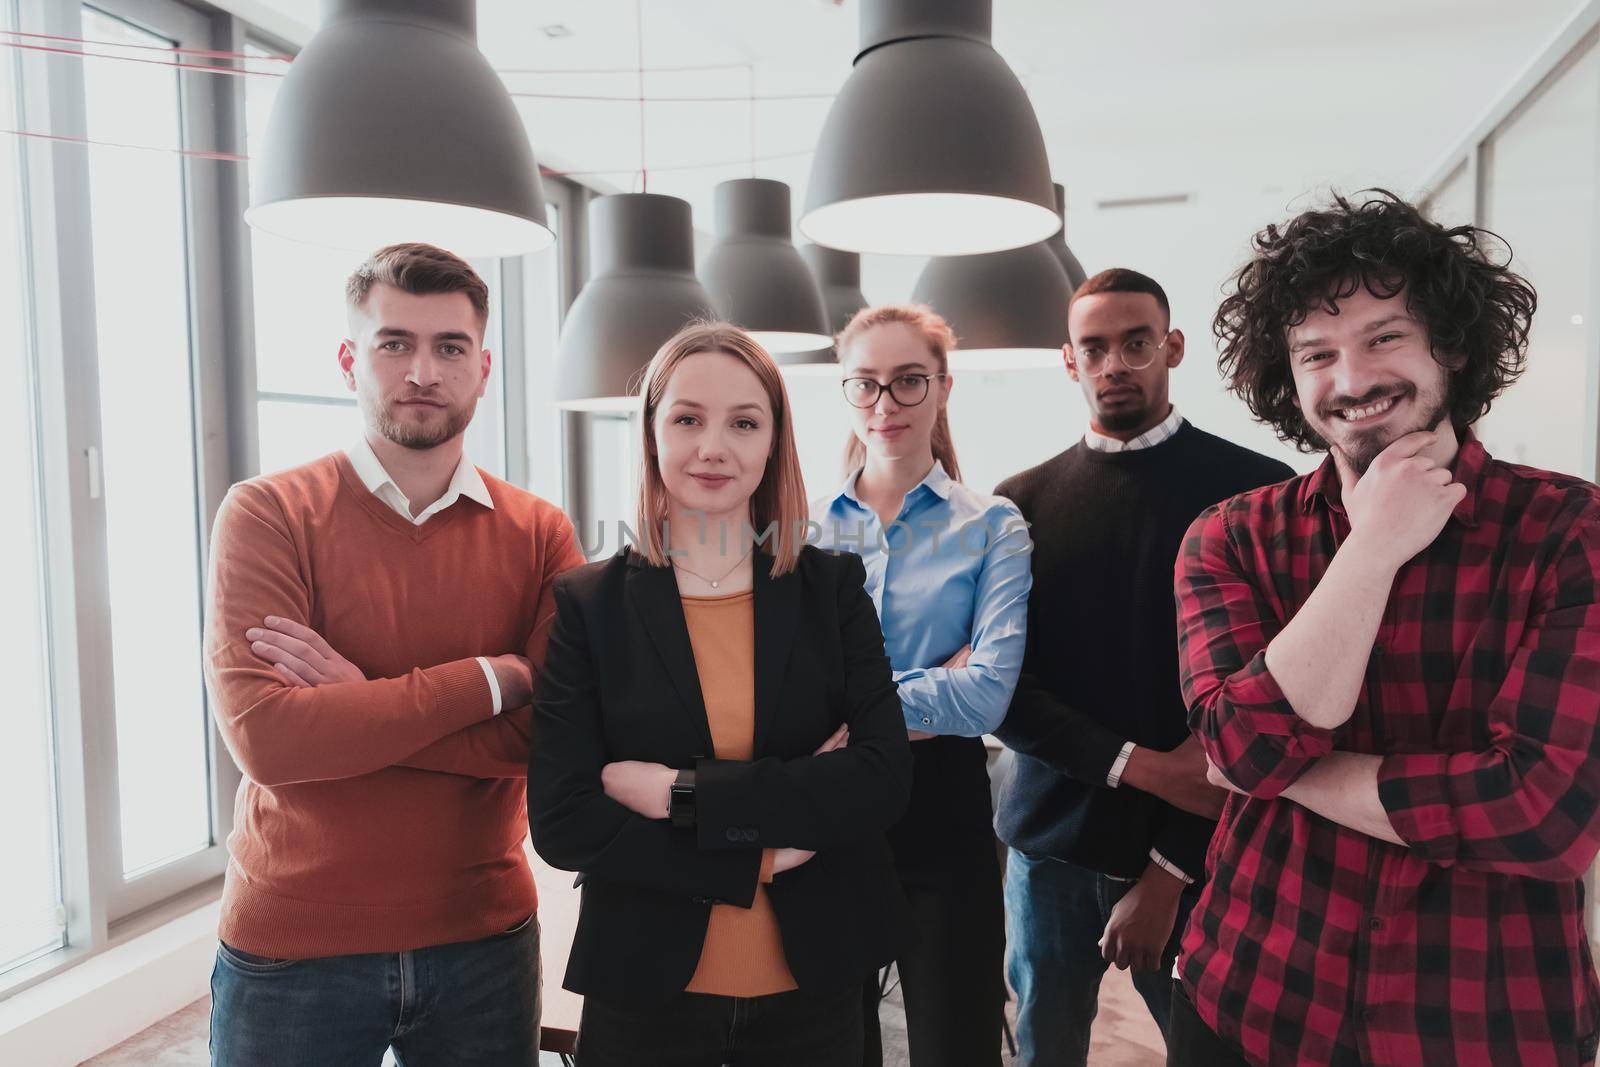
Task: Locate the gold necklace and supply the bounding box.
[671,546,753,590]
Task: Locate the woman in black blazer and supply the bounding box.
[529,322,913,1067]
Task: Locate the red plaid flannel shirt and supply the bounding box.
[1174,435,1600,1066]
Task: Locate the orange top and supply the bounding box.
[680,590,798,997]
[203,452,583,958]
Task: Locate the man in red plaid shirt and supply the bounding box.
[1169,190,1600,1067]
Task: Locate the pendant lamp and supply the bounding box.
[802,244,869,335]
[700,179,832,355]
[1048,183,1089,290]
[911,241,1071,371]
[774,243,868,374]
[246,0,551,258]
[555,194,715,411]
[799,0,1057,256]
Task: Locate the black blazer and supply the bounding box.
[528,545,914,1008]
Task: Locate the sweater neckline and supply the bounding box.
[1077,422,1193,463]
[333,452,476,542]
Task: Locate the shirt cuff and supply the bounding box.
[1149,849,1194,885]
[477,656,503,714]
[1107,741,1136,788]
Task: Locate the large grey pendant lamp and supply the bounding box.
[779,243,868,373]
[911,237,1072,371]
[1048,184,1089,290]
[699,179,832,355]
[555,193,716,411]
[246,0,551,257]
[799,0,1057,256]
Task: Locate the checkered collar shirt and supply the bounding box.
[1172,432,1600,1066]
[1082,404,1184,453]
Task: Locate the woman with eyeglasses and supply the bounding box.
[529,322,913,1066]
[813,304,1032,1067]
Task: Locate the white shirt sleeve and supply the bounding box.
[477,656,503,714]
[1149,848,1195,885]
[1106,740,1137,788]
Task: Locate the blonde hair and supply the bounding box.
[635,322,809,576]
[835,303,962,483]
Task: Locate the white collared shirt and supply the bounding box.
[1083,404,1184,453]
[346,436,496,525]
[344,437,503,712]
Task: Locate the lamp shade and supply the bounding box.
[772,243,866,374]
[246,0,551,258]
[799,0,1057,256]
[555,194,715,411]
[912,241,1071,370]
[699,179,832,354]
[801,243,868,334]
[1048,183,1088,290]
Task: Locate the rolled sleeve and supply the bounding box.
[892,513,1031,736]
[1175,506,1336,798]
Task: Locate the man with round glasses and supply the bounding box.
[993,268,1293,1065]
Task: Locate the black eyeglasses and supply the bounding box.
[841,373,945,409]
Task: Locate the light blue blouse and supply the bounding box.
[813,462,1032,737]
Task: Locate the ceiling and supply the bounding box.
[245,0,1580,226]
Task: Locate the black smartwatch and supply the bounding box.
[669,768,697,828]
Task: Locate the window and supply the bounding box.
[1478,41,1600,478]
[1423,158,1474,227]
[1,0,585,1000]
[0,0,65,977]
[81,5,212,878]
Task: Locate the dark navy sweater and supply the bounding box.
[993,421,1294,879]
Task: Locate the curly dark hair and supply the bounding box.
[1213,189,1536,452]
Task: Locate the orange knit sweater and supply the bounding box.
[203,452,583,958]
[680,590,798,997]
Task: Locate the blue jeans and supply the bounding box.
[209,915,540,1067]
[1004,850,1198,1067]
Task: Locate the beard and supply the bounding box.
[1097,404,1149,433]
[365,391,476,450]
[1319,380,1449,475]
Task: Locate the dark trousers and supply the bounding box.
[863,736,1006,1067]
[1165,979,1250,1067]
[209,915,539,1067]
[577,984,862,1067]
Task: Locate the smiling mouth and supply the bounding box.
[1335,395,1401,423]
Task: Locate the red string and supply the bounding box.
[0,36,835,102]
[506,89,829,103]
[547,148,810,178]
[0,127,248,161]
[0,39,279,76]
[0,29,835,92]
[0,27,288,61]
[0,126,811,173]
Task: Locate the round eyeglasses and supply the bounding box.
[841,373,945,409]
[1073,334,1169,376]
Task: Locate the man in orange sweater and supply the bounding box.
[204,243,583,1066]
